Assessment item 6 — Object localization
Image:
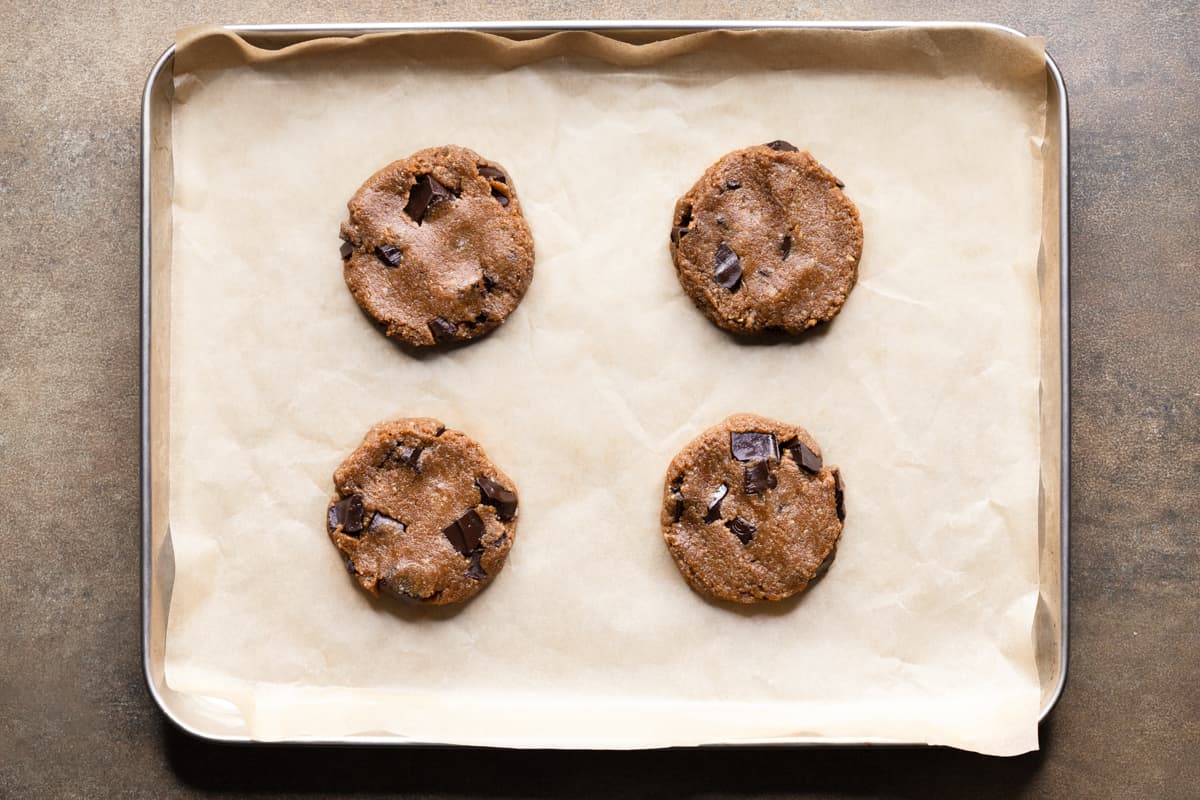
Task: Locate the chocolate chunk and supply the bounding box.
[492,188,510,207]
[442,509,484,557]
[382,444,422,471]
[428,317,458,342]
[713,242,742,291]
[813,543,837,579]
[375,244,403,267]
[672,206,694,247]
[669,475,685,522]
[467,549,487,580]
[780,234,792,260]
[726,516,757,545]
[342,555,357,575]
[730,431,778,462]
[833,468,846,521]
[482,272,498,291]
[367,512,407,537]
[476,476,519,521]
[434,425,446,436]
[328,494,364,535]
[339,240,354,260]
[764,140,799,152]
[704,483,729,523]
[743,461,776,495]
[724,179,741,191]
[397,446,423,469]
[404,174,454,224]
[790,441,822,474]
[477,165,507,183]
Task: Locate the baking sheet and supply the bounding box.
[163,25,1048,755]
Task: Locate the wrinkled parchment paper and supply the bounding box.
[165,25,1047,754]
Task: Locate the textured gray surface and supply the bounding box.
[1,1,1197,797]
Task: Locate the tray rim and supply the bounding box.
[140,19,1070,747]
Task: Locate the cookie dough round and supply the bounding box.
[669,141,863,335]
[327,417,520,605]
[340,145,535,347]
[661,413,845,603]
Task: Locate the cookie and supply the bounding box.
[661,413,845,603]
[327,417,519,605]
[339,145,535,347]
[669,141,863,335]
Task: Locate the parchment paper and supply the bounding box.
[165,25,1047,755]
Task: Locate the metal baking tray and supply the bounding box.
[141,20,1069,746]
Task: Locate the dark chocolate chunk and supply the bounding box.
[724,179,741,191]
[328,494,364,535]
[435,425,446,436]
[367,512,407,537]
[813,543,837,579]
[467,549,487,580]
[833,468,846,521]
[397,446,423,469]
[743,461,776,495]
[382,443,422,471]
[404,173,454,224]
[429,317,458,342]
[704,483,729,523]
[713,242,742,291]
[791,441,822,474]
[672,206,694,247]
[476,476,519,521]
[342,555,357,575]
[477,165,507,183]
[482,272,498,291]
[726,516,757,545]
[375,243,403,267]
[442,509,484,557]
[669,475,685,522]
[764,140,799,152]
[339,240,354,260]
[492,188,510,207]
[780,234,792,260]
[378,573,429,602]
[730,431,779,462]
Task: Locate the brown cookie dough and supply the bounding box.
[661,413,845,603]
[327,417,519,605]
[669,141,863,335]
[340,145,535,347]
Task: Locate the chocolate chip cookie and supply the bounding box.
[327,417,519,605]
[339,145,535,347]
[669,141,863,335]
[661,413,845,603]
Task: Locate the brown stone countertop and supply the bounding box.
[1,1,1196,797]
